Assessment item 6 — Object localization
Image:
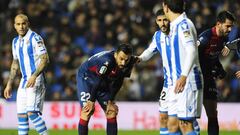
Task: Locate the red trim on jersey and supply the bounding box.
[88,65,101,75]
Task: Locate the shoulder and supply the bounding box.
[31,31,44,43]
[178,19,194,31]
[12,36,19,44]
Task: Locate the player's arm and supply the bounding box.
[139,32,158,61]
[4,59,19,99]
[175,23,197,93]
[26,34,49,88]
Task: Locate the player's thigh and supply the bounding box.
[96,91,111,111]
[17,86,27,113]
[177,83,203,119]
[203,78,217,100]
[159,87,169,113]
[26,84,46,112]
[167,86,178,116]
[76,76,91,108]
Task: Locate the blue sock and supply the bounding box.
[186,131,197,135]
[28,113,47,135]
[18,116,29,135]
[107,118,117,135]
[169,131,181,135]
[193,120,200,135]
[160,127,168,135]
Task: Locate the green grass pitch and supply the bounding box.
[0,129,239,135]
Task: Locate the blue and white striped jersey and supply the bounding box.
[169,12,202,89]
[139,30,173,87]
[12,29,47,87]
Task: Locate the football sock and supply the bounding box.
[160,127,169,135]
[168,131,181,135]
[208,117,219,135]
[18,115,29,135]
[78,118,89,135]
[28,113,48,135]
[107,118,117,135]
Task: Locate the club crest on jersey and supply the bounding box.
[183,30,191,38]
[99,65,107,74]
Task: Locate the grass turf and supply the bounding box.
[0,129,239,135]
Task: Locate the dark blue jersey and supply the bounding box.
[198,27,227,77]
[227,26,240,57]
[77,50,134,101]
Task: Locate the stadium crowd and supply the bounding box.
[0,0,240,102]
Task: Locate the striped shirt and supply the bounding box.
[139,30,173,87]
[169,12,202,89]
[12,29,47,88]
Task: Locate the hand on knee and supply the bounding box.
[81,101,95,121]
[106,101,118,119]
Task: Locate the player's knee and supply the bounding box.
[159,114,168,127]
[80,106,94,121]
[105,107,118,119]
[167,117,179,132]
[179,120,193,134]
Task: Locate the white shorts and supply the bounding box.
[17,77,46,114]
[159,87,169,113]
[168,82,203,119]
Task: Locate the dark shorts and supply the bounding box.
[76,71,110,111]
[203,77,218,100]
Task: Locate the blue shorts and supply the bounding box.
[76,71,110,111]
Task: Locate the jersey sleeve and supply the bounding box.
[139,32,158,61]
[179,21,197,47]
[179,21,198,76]
[12,38,18,60]
[32,34,48,56]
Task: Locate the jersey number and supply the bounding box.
[80,92,90,101]
[160,91,166,101]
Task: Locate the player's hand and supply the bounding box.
[83,100,95,113]
[235,71,240,78]
[106,101,118,115]
[221,46,230,56]
[26,75,37,88]
[4,85,12,99]
[174,75,187,93]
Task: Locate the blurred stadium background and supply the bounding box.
[0,0,240,134]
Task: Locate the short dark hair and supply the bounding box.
[216,11,235,23]
[162,0,184,13]
[155,9,165,17]
[116,43,133,55]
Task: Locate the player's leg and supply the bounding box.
[167,86,181,135]
[203,80,219,135]
[203,99,218,135]
[159,87,169,135]
[77,74,94,135]
[26,84,48,135]
[17,85,29,135]
[97,93,118,135]
[177,82,203,135]
[159,113,168,135]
